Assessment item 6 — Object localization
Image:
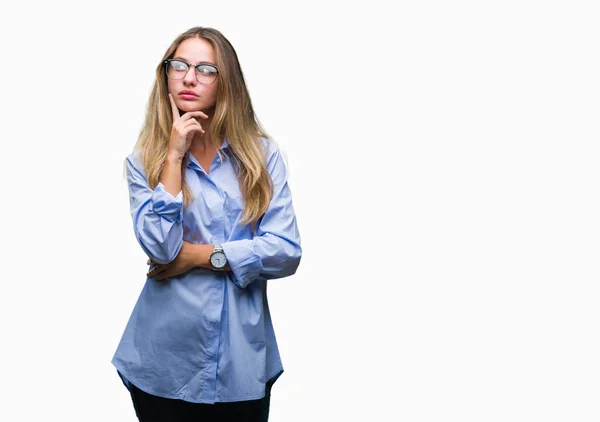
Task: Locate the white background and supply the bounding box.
[0,1,599,421]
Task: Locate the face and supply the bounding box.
[167,37,219,114]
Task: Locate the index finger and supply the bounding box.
[168,93,180,120]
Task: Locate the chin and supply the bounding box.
[178,102,203,112]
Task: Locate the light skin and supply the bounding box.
[148,37,231,280]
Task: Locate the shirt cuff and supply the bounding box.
[221,239,263,288]
[150,182,183,223]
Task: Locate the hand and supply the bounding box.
[167,93,208,161]
[146,241,199,281]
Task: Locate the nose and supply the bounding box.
[183,66,197,85]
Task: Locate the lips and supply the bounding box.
[179,90,198,97]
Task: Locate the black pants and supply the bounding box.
[128,379,275,422]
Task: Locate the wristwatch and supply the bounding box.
[209,245,227,271]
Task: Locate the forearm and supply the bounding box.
[160,155,183,198]
[189,243,231,271]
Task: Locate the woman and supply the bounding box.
[112,26,302,422]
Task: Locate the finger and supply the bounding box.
[180,110,209,121]
[147,264,166,278]
[183,118,205,130]
[183,119,205,135]
[168,93,180,120]
[155,268,174,281]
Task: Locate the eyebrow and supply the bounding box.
[173,56,217,67]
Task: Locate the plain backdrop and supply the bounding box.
[0,1,599,421]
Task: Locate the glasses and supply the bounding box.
[164,59,219,85]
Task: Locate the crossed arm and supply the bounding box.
[146,242,231,280]
[125,143,301,287]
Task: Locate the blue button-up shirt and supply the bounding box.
[112,137,301,404]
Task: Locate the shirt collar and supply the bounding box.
[186,138,230,171]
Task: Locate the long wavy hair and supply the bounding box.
[134,27,273,230]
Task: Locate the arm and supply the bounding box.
[126,154,184,264]
[146,241,234,280]
[160,154,184,198]
[221,145,302,288]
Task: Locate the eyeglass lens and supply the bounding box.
[166,60,218,84]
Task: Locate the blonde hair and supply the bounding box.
[134,27,273,230]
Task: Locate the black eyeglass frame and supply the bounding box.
[164,59,219,85]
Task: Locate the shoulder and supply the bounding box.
[259,136,284,163]
[258,137,290,180]
[259,136,277,154]
[124,151,147,178]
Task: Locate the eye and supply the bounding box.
[170,60,188,71]
[196,64,218,75]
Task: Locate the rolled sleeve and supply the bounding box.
[221,240,263,288]
[150,182,184,223]
[126,154,184,264]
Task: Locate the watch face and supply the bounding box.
[210,251,227,268]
